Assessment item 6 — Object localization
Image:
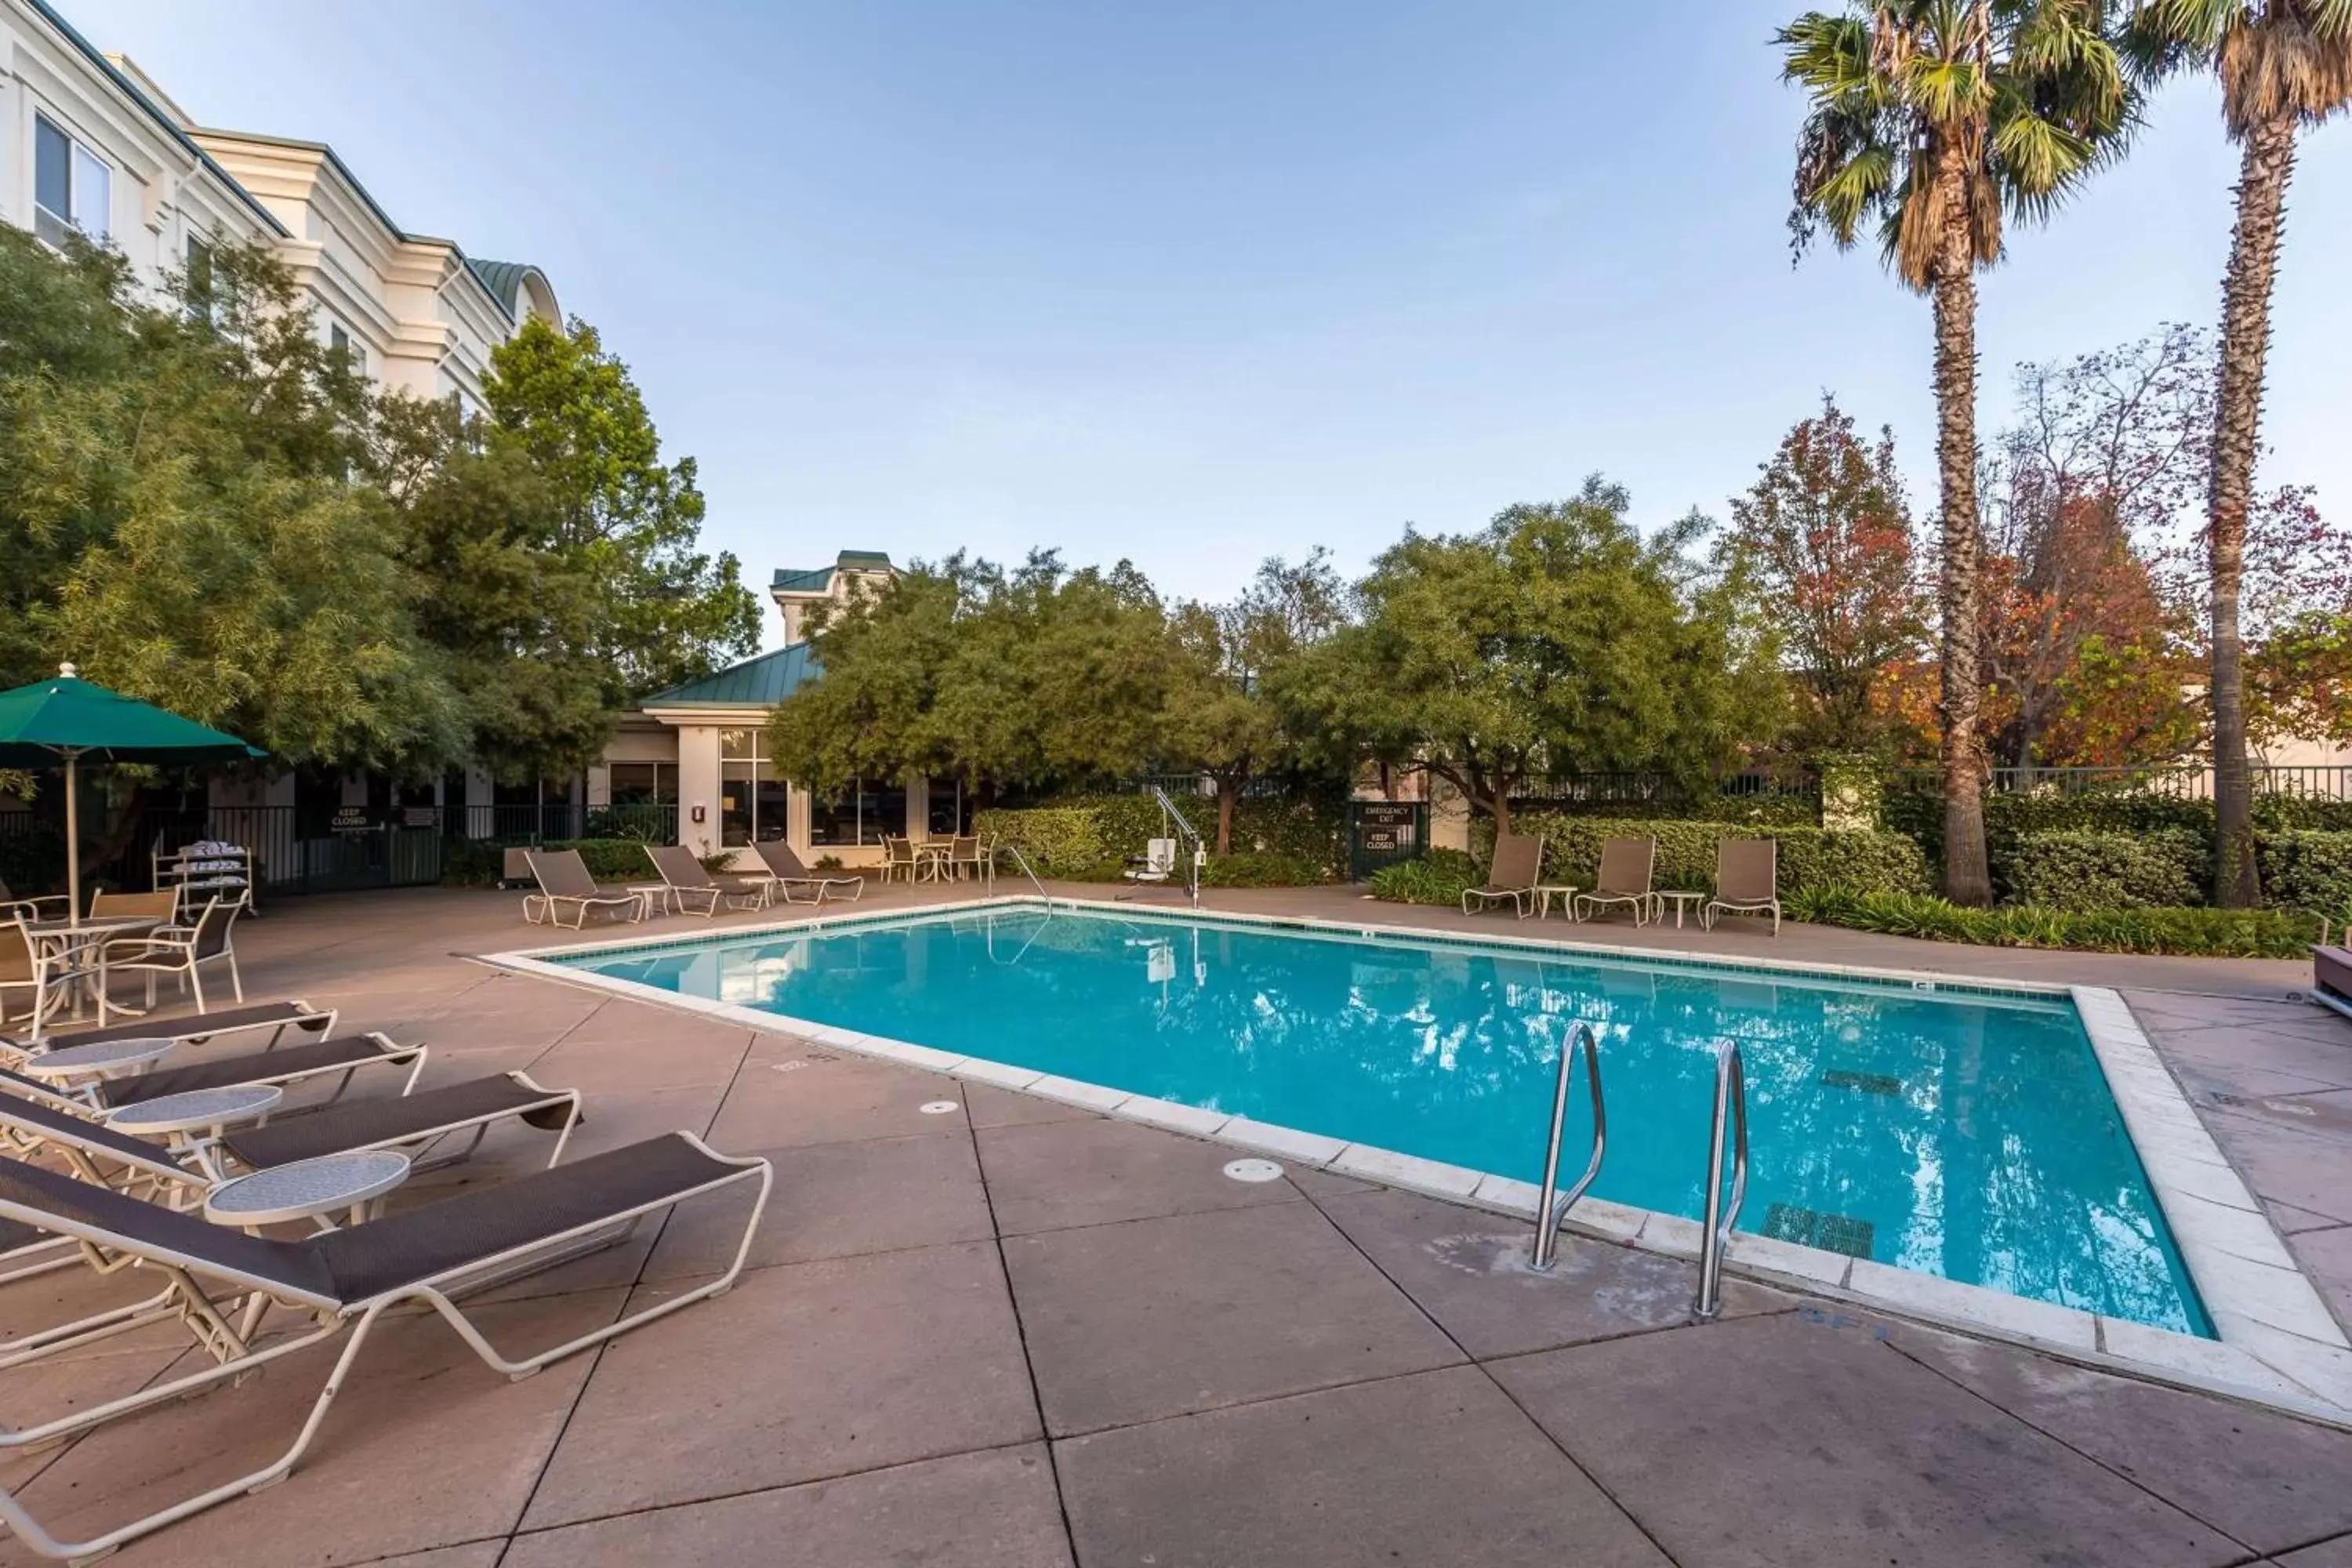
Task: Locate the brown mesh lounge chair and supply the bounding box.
[1703,838,1782,936]
[98,895,245,1011]
[522,848,644,929]
[1,997,337,1064]
[751,838,863,905]
[5,1029,422,1116]
[648,844,767,916]
[0,1134,769,1561]
[1461,833,1544,918]
[1573,837,1657,926]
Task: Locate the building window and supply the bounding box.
[33,114,110,246]
[809,777,909,847]
[607,762,678,805]
[328,321,367,377]
[185,237,215,322]
[718,730,787,847]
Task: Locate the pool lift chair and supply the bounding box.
[1121,786,1203,907]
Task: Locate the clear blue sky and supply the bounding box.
[71,0,2350,644]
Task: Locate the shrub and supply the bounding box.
[1782,885,2323,958]
[2261,830,2352,920]
[1368,848,1480,906]
[1200,851,1337,888]
[1493,812,1933,898]
[2007,829,2207,911]
[973,793,1344,879]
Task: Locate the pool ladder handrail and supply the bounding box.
[1529,1022,1606,1271]
[988,840,1049,899]
[1694,1040,1749,1320]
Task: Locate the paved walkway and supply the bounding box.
[3,884,2350,1567]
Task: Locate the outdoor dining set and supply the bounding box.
[1461,832,1784,936]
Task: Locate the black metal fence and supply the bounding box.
[1887,764,2352,800]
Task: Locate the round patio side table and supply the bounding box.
[205,1149,412,1232]
[104,1083,281,1180]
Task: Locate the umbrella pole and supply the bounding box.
[64,750,81,929]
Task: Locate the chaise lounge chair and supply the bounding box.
[1703,838,1782,936]
[0,1134,770,1561]
[750,838,864,905]
[522,848,644,929]
[1,998,339,1065]
[1461,833,1544,919]
[648,844,768,916]
[5,1029,423,1116]
[1573,837,1657,926]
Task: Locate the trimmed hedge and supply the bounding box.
[2007,828,2207,911]
[1514,793,1818,827]
[1489,812,1933,898]
[1784,885,2325,959]
[973,793,1344,883]
[2261,830,2352,919]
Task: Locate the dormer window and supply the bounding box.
[33,114,111,246]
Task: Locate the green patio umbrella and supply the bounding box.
[0,664,265,927]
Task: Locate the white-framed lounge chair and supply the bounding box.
[98,895,245,1012]
[0,1069,583,1187]
[3,1029,423,1117]
[1573,837,1657,926]
[1461,833,1544,919]
[1124,838,1178,884]
[1703,837,1782,936]
[648,844,766,917]
[522,848,644,929]
[0,1134,771,1561]
[750,839,863,905]
[2,998,338,1065]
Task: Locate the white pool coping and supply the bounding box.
[485,892,2352,1425]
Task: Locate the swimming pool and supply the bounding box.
[545,902,2211,1337]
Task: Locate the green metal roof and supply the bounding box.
[771,550,895,593]
[638,642,820,708]
[464,259,545,318]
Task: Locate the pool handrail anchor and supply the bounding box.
[1694,1040,1750,1320]
[1529,1022,1606,1271]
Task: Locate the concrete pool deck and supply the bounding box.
[4,882,2350,1566]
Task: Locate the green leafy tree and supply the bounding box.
[1777,0,2135,903]
[2122,0,2352,905]
[1164,550,1348,852]
[482,316,760,702]
[1722,397,1926,756]
[1293,479,1784,837]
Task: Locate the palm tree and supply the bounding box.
[1777,2,2134,904]
[2124,2,2351,907]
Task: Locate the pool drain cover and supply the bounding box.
[918,1100,960,1116]
[1223,1158,1285,1184]
[1762,1202,1876,1259]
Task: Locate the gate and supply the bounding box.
[1348,800,1427,883]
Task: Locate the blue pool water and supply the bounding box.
[553,906,2210,1336]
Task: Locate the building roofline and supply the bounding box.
[23,0,290,240]
[187,125,516,323]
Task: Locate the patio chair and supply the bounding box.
[750,838,863,905]
[0,998,337,1064]
[98,895,244,1012]
[879,836,917,884]
[0,1069,582,1189]
[88,888,178,923]
[0,915,79,1036]
[0,880,69,923]
[648,844,767,917]
[1703,838,1782,936]
[0,1134,770,1561]
[522,848,644,929]
[4,1029,423,1116]
[949,833,985,881]
[1573,837,1657,926]
[1461,833,1544,919]
[1124,838,1178,884]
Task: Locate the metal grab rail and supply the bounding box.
[988,840,1048,899]
[1529,1022,1606,1271]
[1694,1041,1749,1320]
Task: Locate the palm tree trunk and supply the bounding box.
[1930,157,1991,907]
[2208,117,2296,909]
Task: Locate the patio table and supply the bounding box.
[16,1034,179,1084]
[912,844,953,882]
[205,1148,412,1232]
[105,1082,280,1181]
[20,915,160,1029]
